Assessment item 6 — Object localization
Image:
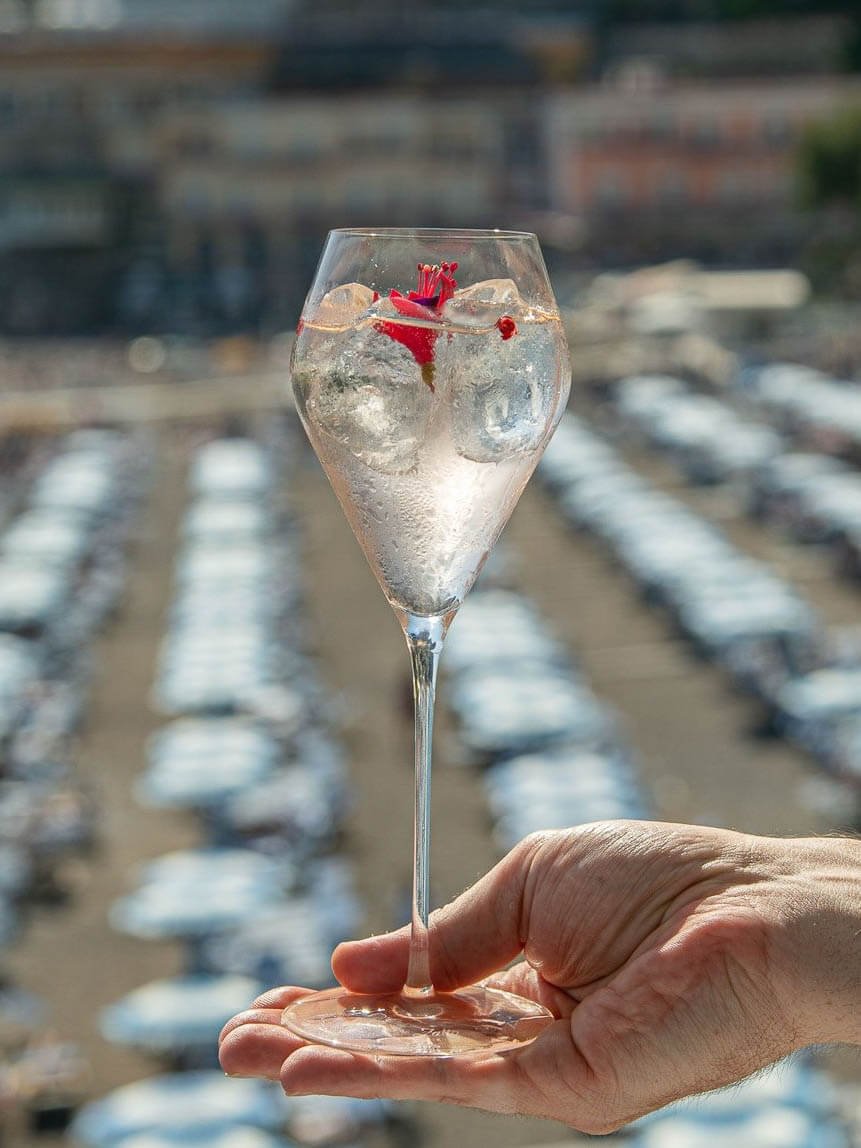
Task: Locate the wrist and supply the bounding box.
[766,836,861,1047]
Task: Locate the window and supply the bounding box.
[656,169,688,205]
[649,110,676,141]
[595,169,627,207]
[0,91,15,125]
[762,112,791,146]
[688,116,719,149]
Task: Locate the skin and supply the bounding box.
[218,820,861,1134]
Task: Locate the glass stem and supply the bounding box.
[401,611,447,994]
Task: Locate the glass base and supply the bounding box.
[281,984,554,1057]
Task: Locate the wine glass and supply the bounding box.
[282,228,571,1056]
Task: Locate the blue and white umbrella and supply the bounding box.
[445,591,565,676]
[0,843,32,898]
[115,1129,284,1148]
[110,849,291,940]
[484,746,648,851]
[288,1095,393,1144]
[1,511,91,570]
[148,720,280,764]
[219,769,342,844]
[455,673,616,758]
[137,725,280,810]
[100,974,263,1054]
[0,898,20,950]
[631,1059,849,1147]
[31,465,114,518]
[182,501,270,546]
[135,848,287,887]
[136,757,278,811]
[633,1108,848,1148]
[175,545,271,588]
[70,1072,289,1146]
[0,563,68,634]
[202,903,336,988]
[110,883,275,941]
[188,441,271,499]
[635,1059,841,1124]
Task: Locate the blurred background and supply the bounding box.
[0,1,861,1147]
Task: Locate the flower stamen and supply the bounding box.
[375,261,459,389]
[411,262,458,309]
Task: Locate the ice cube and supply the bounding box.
[444,322,567,463]
[296,324,437,474]
[443,278,522,330]
[313,283,376,328]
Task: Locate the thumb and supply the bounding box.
[333,835,543,993]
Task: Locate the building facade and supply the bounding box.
[0,9,279,332]
[1,3,860,333]
[545,76,861,264]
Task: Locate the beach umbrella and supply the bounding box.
[201,855,361,983]
[31,466,114,517]
[110,849,291,940]
[633,1107,848,1148]
[0,637,38,740]
[1,511,90,570]
[110,881,276,941]
[0,900,20,951]
[148,720,280,764]
[182,501,269,545]
[115,1129,285,1148]
[0,843,32,898]
[0,563,68,635]
[188,441,271,499]
[201,904,335,988]
[634,1059,841,1126]
[136,848,287,887]
[152,663,278,718]
[455,674,616,758]
[136,749,279,811]
[445,601,565,675]
[70,1072,289,1146]
[176,546,271,587]
[288,1095,392,1145]
[219,769,342,845]
[100,974,263,1055]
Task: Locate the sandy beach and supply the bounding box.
[5,414,859,1148]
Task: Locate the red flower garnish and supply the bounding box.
[375,262,458,390]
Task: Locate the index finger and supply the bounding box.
[334,834,549,993]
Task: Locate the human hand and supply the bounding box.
[219,821,861,1133]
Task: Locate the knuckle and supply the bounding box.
[517,828,564,860]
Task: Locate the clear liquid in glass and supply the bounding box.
[291,298,569,615]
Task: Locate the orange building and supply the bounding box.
[545,76,861,261]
